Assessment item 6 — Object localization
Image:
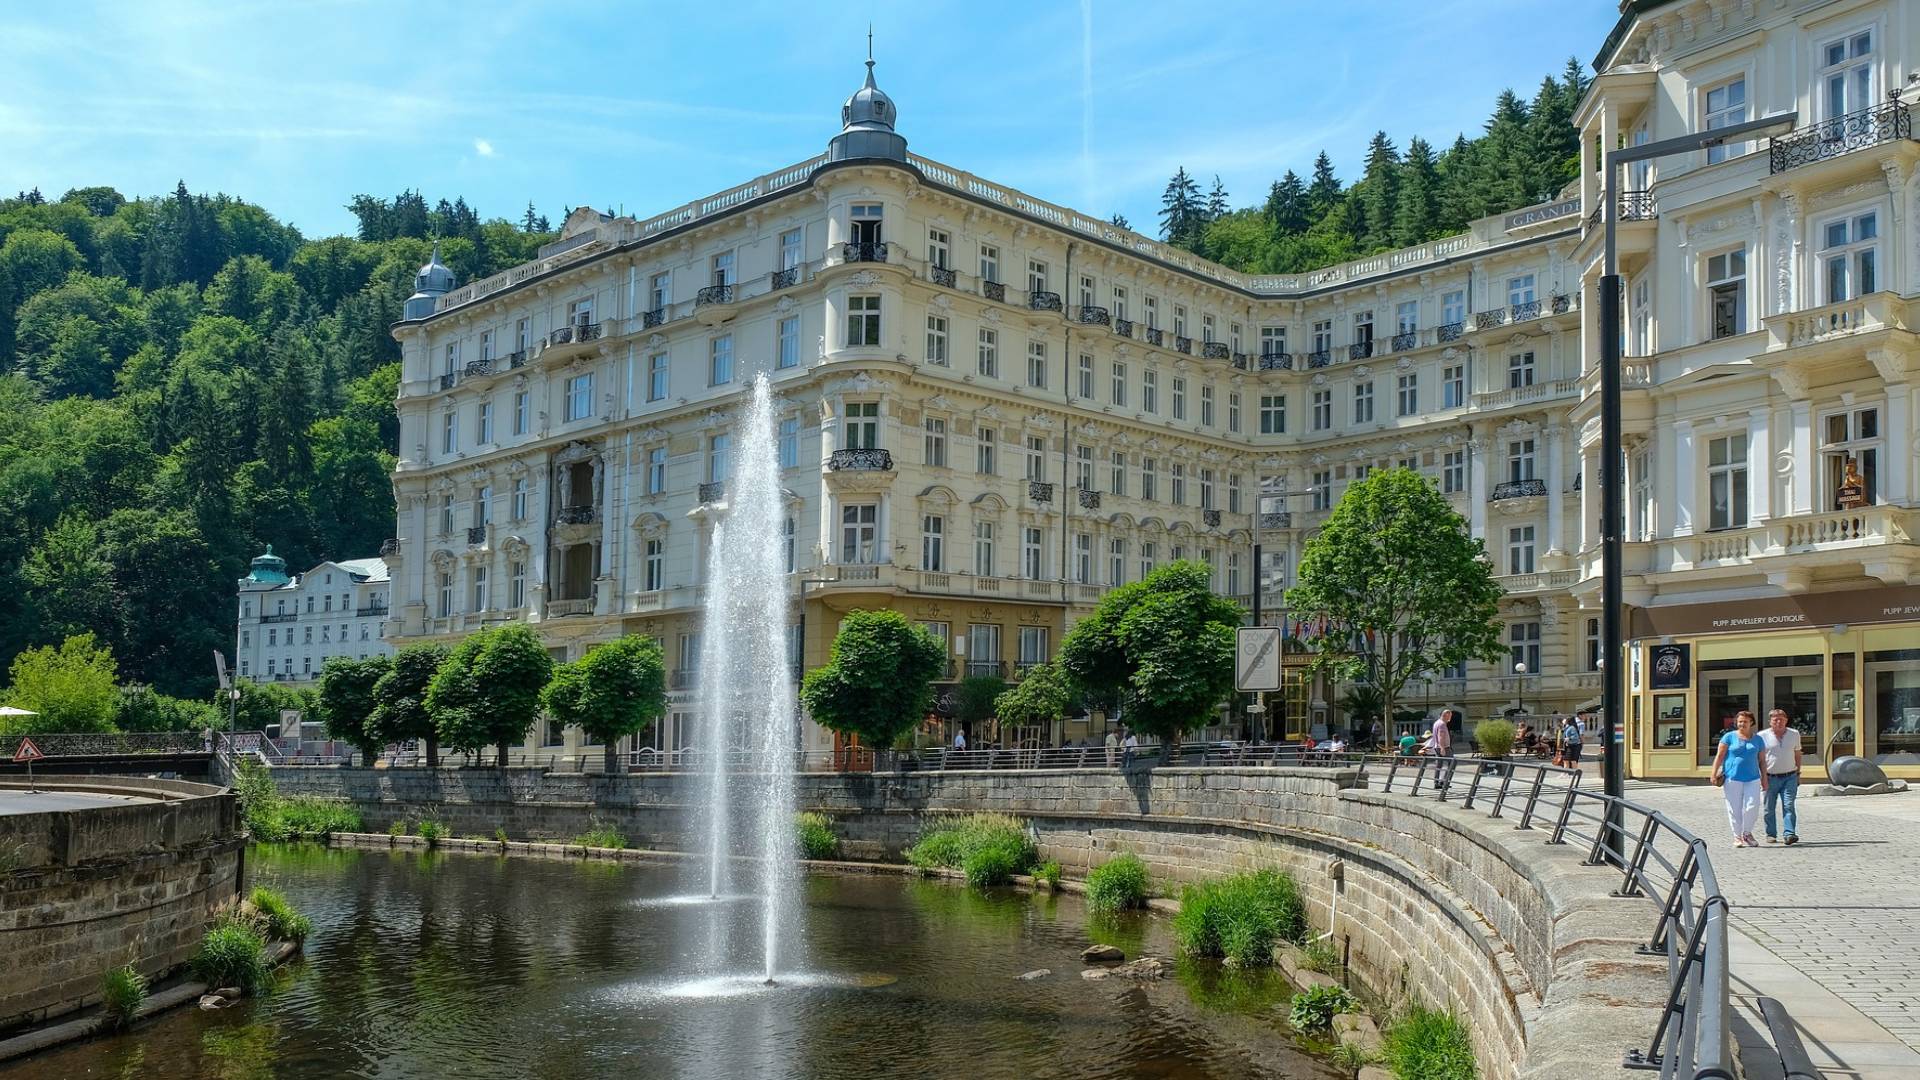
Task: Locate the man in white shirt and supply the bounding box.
[1431,709,1456,789]
[953,729,967,752]
[1760,708,1803,845]
[1122,730,1139,770]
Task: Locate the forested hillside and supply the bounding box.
[0,185,554,705]
[1146,60,1590,273]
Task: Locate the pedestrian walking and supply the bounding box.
[1104,728,1119,767]
[1431,708,1456,789]
[953,728,967,752]
[1559,715,1584,767]
[1121,729,1138,769]
[1711,709,1767,848]
[1760,707,1803,845]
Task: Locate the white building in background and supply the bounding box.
[235,547,393,683]
[382,2,1920,774]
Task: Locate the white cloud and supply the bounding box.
[473,138,495,157]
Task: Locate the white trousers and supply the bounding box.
[1723,778,1761,839]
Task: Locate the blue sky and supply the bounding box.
[2,1,1619,240]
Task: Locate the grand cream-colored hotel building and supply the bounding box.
[384,0,1920,780]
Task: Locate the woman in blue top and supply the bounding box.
[1711,709,1768,847]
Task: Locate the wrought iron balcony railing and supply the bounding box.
[1305,350,1332,369]
[1231,351,1249,370]
[549,325,575,346]
[1174,335,1192,354]
[1028,481,1054,503]
[379,537,399,556]
[556,504,597,525]
[1511,299,1542,322]
[1077,305,1110,326]
[1202,341,1230,360]
[642,307,666,329]
[1258,351,1293,371]
[1391,331,1417,352]
[966,661,1007,680]
[930,264,957,288]
[1437,321,1465,343]
[827,448,893,471]
[1077,488,1101,510]
[842,241,889,263]
[508,350,527,369]
[466,525,487,546]
[982,280,1006,302]
[577,321,602,342]
[438,373,457,390]
[355,605,388,619]
[1617,191,1656,220]
[770,266,799,290]
[1550,293,1573,315]
[670,669,698,690]
[1475,310,1507,331]
[1491,479,1548,501]
[1145,327,1164,347]
[695,284,734,306]
[1112,318,1133,338]
[1259,511,1292,530]
[698,481,725,503]
[258,613,297,624]
[1202,509,1222,527]
[1769,95,1912,174]
[464,358,494,378]
[1349,340,1373,361]
[1028,290,1062,312]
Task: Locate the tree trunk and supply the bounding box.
[604,742,621,776]
[425,733,439,769]
[497,739,509,769]
[360,745,376,768]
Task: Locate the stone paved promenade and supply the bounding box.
[1628,780,1920,1080]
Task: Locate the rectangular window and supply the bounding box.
[1707,247,1746,339]
[710,249,736,287]
[978,244,1000,284]
[1260,394,1286,435]
[1077,354,1094,398]
[442,411,457,453]
[1144,296,1159,329]
[778,417,800,469]
[784,517,796,573]
[710,335,734,385]
[1079,274,1095,309]
[924,417,947,468]
[648,273,670,313]
[708,433,731,483]
[1443,450,1465,494]
[1508,439,1537,483]
[1353,381,1374,424]
[1819,212,1878,303]
[515,318,530,353]
[1141,458,1157,502]
[1111,286,1128,321]
[648,446,668,494]
[1170,463,1186,506]
[843,402,878,449]
[1110,451,1126,496]
[1395,300,1418,336]
[1353,309,1374,352]
[1507,351,1535,389]
[779,228,803,271]
[480,329,495,362]
[1820,407,1880,510]
[1111,362,1127,407]
[1397,372,1418,416]
[1202,313,1215,343]
[1704,77,1747,164]
[440,495,453,536]
[474,485,492,527]
[926,227,949,269]
[1172,378,1187,420]
[1199,384,1215,426]
[648,353,670,399]
[1027,341,1047,389]
[1076,444,1094,490]
[1109,538,1126,585]
[974,521,994,576]
[1073,533,1092,584]
[1443,364,1465,409]
[777,317,800,370]
[968,624,1002,673]
[1506,525,1536,575]
[1025,436,1046,482]
[1228,474,1242,514]
[1507,275,1536,308]
[976,328,998,378]
[1312,319,1332,355]
[1142,369,1158,413]
[564,373,593,422]
[513,390,529,435]
[1707,433,1748,531]
[976,427,996,475]
[1820,30,1875,120]
[477,401,493,445]
[1311,470,1331,511]
[1260,326,1287,357]
[1139,541,1156,580]
[510,561,527,608]
[642,541,664,591]
[1442,290,1465,327]
[922,514,945,572]
[1174,305,1187,338]
[1509,621,1541,674]
[437,572,452,618]
[846,295,881,347]
[1227,391,1242,433]
[1199,468,1215,510]
[1027,259,1049,295]
[840,503,879,563]
[1021,527,1045,580]
[926,314,949,365]
[1312,390,1331,431]
[472,565,489,612]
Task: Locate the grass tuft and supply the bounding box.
[572,822,627,850]
[1085,853,1151,914]
[795,812,840,860]
[1382,1005,1477,1080]
[248,887,311,943]
[1172,868,1308,966]
[99,965,147,1030]
[192,916,269,993]
[904,813,1037,889]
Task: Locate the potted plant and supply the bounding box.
[1474,719,1517,776]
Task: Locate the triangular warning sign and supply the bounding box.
[13,737,44,763]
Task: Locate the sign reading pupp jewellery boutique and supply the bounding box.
[1631,584,1920,638]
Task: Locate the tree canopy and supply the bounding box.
[426,625,553,767]
[2,632,119,734]
[1058,561,1241,744]
[993,662,1073,734]
[542,634,667,774]
[369,642,447,765]
[1284,468,1507,726]
[799,610,945,751]
[316,654,391,765]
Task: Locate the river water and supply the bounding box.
[17,845,1342,1079]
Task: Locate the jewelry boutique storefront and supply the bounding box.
[1627,585,1920,781]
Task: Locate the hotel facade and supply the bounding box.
[385,0,1920,778]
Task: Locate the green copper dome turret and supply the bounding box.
[246,545,290,585]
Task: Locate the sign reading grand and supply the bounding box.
[1631,585,1920,639]
[1235,627,1282,692]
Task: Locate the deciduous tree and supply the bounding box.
[317,654,391,766]
[369,643,447,766]
[799,611,945,754]
[427,625,553,768]
[4,633,119,733]
[1058,561,1240,747]
[542,635,666,774]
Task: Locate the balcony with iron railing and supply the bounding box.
[698,481,725,504]
[1112,318,1133,338]
[1202,509,1222,527]
[355,605,389,619]
[466,525,488,547]
[1258,351,1292,371]
[1145,327,1164,347]
[930,264,957,288]
[379,537,400,556]
[547,598,595,618]
[1586,191,1657,229]
[770,266,800,290]
[258,613,297,624]
[1077,305,1110,326]
[965,661,1008,680]
[1231,351,1248,370]
[642,307,667,329]
[1077,488,1101,510]
[1305,350,1332,369]
[549,325,574,346]
[1490,479,1548,501]
[695,283,735,307]
[464,358,494,378]
[1348,340,1373,361]
[1550,293,1572,315]
[982,280,1006,303]
[827,448,894,471]
[556,504,597,525]
[1259,511,1292,530]
[1769,94,1913,174]
[1013,660,1047,678]
[1028,290,1062,312]
[1202,341,1230,360]
[1028,481,1054,503]
[577,321,603,343]
[1174,335,1192,354]
[842,241,889,263]
[438,372,458,390]
[1511,299,1542,322]
[508,350,527,369]
[1391,331,1417,352]
[1475,309,1507,331]
[1437,321,1465,343]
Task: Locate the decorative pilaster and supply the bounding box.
[1671,419,1696,537]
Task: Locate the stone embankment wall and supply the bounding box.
[274,765,1667,1080]
[0,778,245,1033]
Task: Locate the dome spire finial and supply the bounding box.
[866,25,875,85]
[828,30,907,162]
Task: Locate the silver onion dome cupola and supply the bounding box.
[402,241,456,321]
[827,35,907,163]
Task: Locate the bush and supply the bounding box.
[248,887,311,944]
[1382,1006,1476,1080]
[192,917,269,993]
[1035,861,1062,889]
[1331,1040,1378,1070]
[494,826,510,846]
[1172,868,1308,966]
[274,797,362,838]
[1289,983,1355,1031]
[415,820,445,845]
[795,812,839,860]
[1301,937,1340,975]
[100,965,147,1030]
[1473,719,1516,760]
[387,821,405,837]
[903,813,1036,889]
[1085,853,1151,914]
[572,822,627,850]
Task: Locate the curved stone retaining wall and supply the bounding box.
[272,765,1667,1079]
[0,777,245,1033]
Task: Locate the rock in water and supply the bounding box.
[1829,756,1888,789]
[1081,957,1168,981]
[197,994,230,1010]
[1081,944,1125,962]
[1015,969,1051,981]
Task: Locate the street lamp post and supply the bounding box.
[1513,661,1528,718]
[1598,110,1796,860]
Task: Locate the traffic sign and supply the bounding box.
[13,737,44,764]
[1235,626,1282,692]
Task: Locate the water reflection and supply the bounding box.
[16,846,1342,1080]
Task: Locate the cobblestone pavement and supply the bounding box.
[1628,779,1920,1072]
